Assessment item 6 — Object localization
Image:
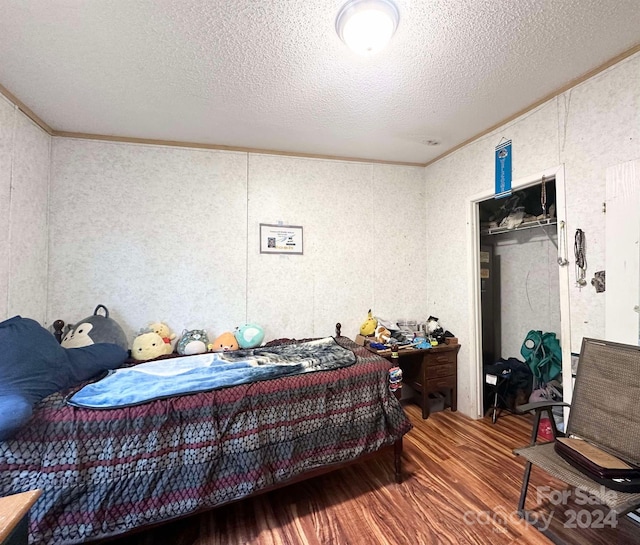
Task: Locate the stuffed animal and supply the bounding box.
[61,305,128,350]
[149,322,176,350]
[235,323,264,349]
[209,332,239,352]
[176,329,209,355]
[374,324,391,344]
[132,331,172,361]
[426,316,446,345]
[359,309,377,336]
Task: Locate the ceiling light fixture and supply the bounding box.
[335,0,400,56]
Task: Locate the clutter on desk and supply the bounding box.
[413,337,432,350]
[374,324,391,344]
[355,312,457,350]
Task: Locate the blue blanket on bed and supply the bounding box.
[67,336,356,409]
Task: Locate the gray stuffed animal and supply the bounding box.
[176,329,209,355]
[61,305,128,351]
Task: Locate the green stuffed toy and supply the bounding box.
[235,324,264,349]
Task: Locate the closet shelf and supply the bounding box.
[482,217,557,236]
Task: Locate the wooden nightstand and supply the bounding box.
[369,343,460,419]
[0,490,41,545]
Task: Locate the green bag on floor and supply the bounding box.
[520,330,562,383]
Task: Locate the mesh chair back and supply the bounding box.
[567,338,640,465]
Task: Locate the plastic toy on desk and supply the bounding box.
[413,337,432,350]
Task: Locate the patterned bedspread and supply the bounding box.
[0,337,411,545]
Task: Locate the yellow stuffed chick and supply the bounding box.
[132,331,172,361]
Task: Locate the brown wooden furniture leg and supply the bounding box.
[421,393,430,419]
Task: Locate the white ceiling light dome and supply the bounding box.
[336,0,400,56]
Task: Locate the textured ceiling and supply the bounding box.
[1,0,639,164]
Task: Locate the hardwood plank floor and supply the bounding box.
[107,404,639,545]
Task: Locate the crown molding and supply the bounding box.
[2,41,639,169]
[0,82,52,134]
[51,130,424,167]
[424,41,640,168]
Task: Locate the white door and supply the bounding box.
[605,160,640,345]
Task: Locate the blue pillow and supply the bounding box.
[0,394,33,441]
[0,315,127,440]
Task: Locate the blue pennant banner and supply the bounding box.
[495,140,512,199]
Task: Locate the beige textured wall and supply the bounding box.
[491,231,561,359]
[0,96,50,323]
[425,51,640,417]
[47,139,426,345]
[0,97,12,320]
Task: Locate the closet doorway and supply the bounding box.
[467,166,572,420]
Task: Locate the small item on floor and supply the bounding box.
[484,357,533,418]
[428,392,446,413]
[486,368,513,424]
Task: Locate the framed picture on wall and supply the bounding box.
[259,224,304,255]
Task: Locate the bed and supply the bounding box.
[0,324,411,545]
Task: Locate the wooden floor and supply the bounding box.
[107,404,640,545]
